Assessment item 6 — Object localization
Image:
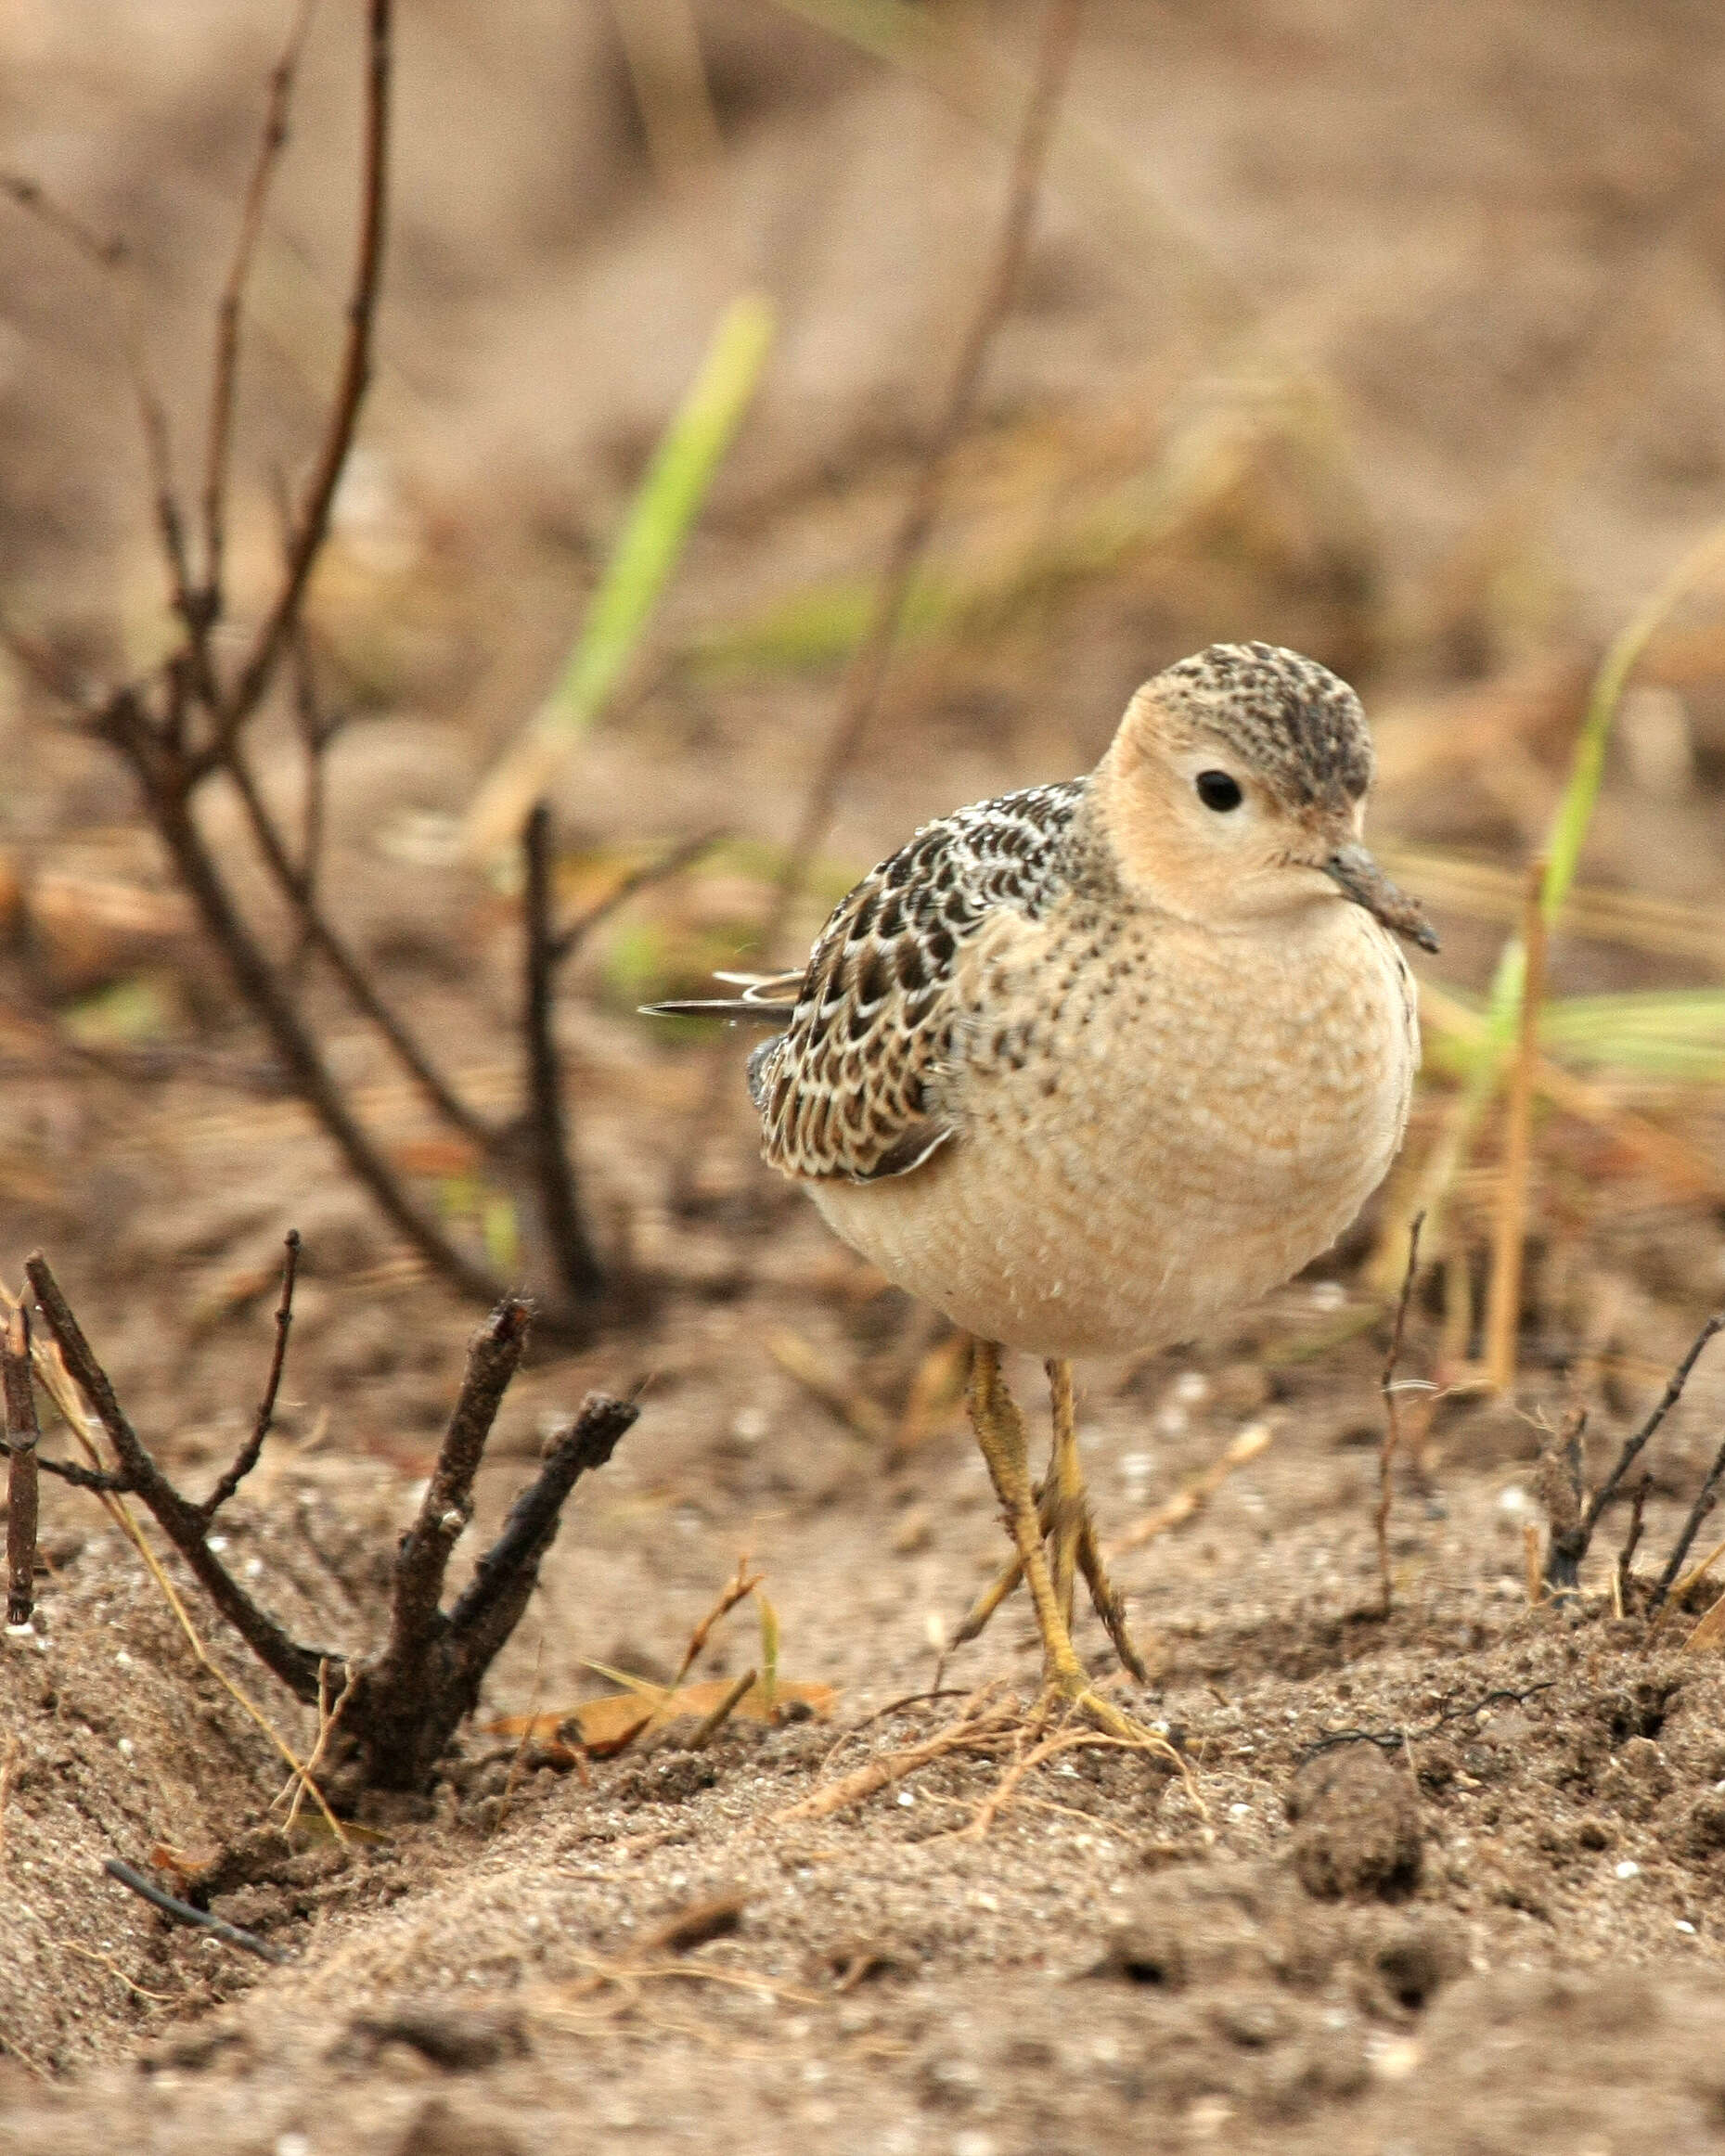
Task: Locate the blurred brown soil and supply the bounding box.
[4,4,1725,2151]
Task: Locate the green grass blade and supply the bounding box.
[1383,519,1725,1279]
[463,292,776,858]
[1483,518,1725,1046]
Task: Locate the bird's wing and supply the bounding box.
[747,779,1088,1182]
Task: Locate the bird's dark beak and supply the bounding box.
[1323,843,1440,954]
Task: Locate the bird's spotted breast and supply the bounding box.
[812,898,1415,1355]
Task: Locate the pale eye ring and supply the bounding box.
[1194,769,1243,812]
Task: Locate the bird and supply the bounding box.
[651,642,1435,1741]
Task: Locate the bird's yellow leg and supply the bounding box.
[966,1341,1157,1744]
[1047,1357,1152,1685]
[1046,1357,1082,1627]
[948,1361,1152,1682]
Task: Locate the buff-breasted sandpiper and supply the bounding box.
[656,642,1436,1739]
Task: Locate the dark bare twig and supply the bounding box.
[3,1304,41,1627]
[1614,1474,1651,1611]
[1540,1308,1723,1593]
[266,459,347,978]
[521,803,607,1312]
[1376,1212,1423,1614]
[669,0,1087,1205]
[354,1361,637,1790]
[11,3,615,1325]
[241,461,488,1140]
[220,741,491,1143]
[1584,1311,1723,1532]
[17,1254,637,1792]
[201,1230,301,1521]
[1298,1682,1557,1767]
[212,0,392,754]
[104,1858,291,1964]
[0,172,127,266]
[375,1297,534,1696]
[1649,1430,1725,1616]
[200,0,319,617]
[446,1392,639,1669]
[0,609,101,715]
[285,619,338,978]
[0,1442,130,1495]
[106,753,505,1303]
[548,828,726,967]
[25,1251,337,1700]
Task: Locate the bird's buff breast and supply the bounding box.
[806,903,1416,1356]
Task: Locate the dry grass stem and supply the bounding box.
[280,1659,355,1838]
[671,1556,766,1688]
[1680,1592,1725,1656]
[774,1689,1018,1822]
[1376,1212,1425,1615]
[1485,860,1548,1394]
[961,1725,1171,1841]
[688,1669,757,1751]
[1667,1529,1725,1607]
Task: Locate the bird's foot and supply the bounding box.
[951,1494,1153,1683]
[1036,1663,1173,1753]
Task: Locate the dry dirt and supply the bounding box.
[4,4,1725,2151]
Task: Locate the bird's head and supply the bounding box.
[1097,641,1438,953]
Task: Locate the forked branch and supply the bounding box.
[5,1250,637,1791]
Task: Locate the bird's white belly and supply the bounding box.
[808,909,1415,1356]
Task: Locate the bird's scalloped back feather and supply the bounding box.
[748,779,1088,1181]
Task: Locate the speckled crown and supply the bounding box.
[1154,642,1372,808]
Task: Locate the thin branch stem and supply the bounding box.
[201,1230,301,1520]
[0,1440,131,1495]
[104,1858,291,1965]
[521,803,607,1309]
[25,1252,336,1700]
[1650,1429,1725,1615]
[375,1297,532,1694]
[220,740,491,1143]
[448,1392,638,1672]
[108,732,505,1303]
[200,0,321,615]
[214,0,392,752]
[3,1303,42,1627]
[1583,1311,1723,1540]
[548,828,725,968]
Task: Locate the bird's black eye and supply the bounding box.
[1195,770,1243,812]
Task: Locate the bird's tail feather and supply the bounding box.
[640,967,802,1022]
[640,996,788,1021]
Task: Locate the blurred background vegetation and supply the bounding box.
[1,0,1722,1405]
